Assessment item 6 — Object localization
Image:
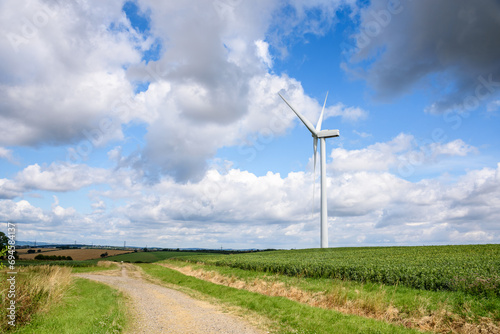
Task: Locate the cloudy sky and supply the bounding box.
[0,0,499,249]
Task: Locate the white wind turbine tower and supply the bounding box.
[279,92,339,248]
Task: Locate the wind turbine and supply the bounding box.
[278,92,339,248]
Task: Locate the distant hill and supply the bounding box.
[16,241,54,246]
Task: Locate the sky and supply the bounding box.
[0,0,499,249]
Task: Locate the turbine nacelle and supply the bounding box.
[316,129,340,138]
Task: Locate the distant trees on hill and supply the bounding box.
[34,254,73,261]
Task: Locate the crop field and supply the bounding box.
[174,244,500,296]
[17,248,58,254]
[19,248,133,261]
[105,251,209,263]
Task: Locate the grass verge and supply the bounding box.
[11,277,128,334]
[0,265,72,331]
[138,263,423,334]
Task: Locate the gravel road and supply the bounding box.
[76,264,265,334]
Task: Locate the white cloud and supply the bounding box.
[322,103,368,123]
[0,147,15,163]
[0,0,141,146]
[0,0,367,184]
[329,133,413,172]
[0,200,50,223]
[1,157,498,247]
[255,39,273,68]
[14,163,109,192]
[0,178,23,199]
[117,1,366,182]
[353,130,372,138]
[330,134,478,175]
[429,139,477,157]
[0,163,110,198]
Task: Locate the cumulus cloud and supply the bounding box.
[0,200,50,223]
[0,0,141,146]
[255,39,273,68]
[429,139,477,158]
[0,178,23,199]
[0,163,109,198]
[15,163,109,192]
[329,134,478,175]
[118,0,367,183]
[93,136,495,246]
[0,140,497,247]
[0,0,367,184]
[346,0,500,113]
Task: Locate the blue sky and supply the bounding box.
[0,0,499,248]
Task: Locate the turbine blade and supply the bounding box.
[278,93,317,136]
[316,91,328,132]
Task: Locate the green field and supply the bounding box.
[171,245,500,296]
[4,246,498,333]
[105,250,209,263]
[6,259,100,267]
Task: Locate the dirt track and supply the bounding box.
[76,264,264,334]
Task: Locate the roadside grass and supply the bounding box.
[138,263,423,334]
[12,277,128,334]
[159,260,500,333]
[0,265,72,332]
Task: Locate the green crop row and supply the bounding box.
[174,244,500,296]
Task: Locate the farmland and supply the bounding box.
[3,245,499,333]
[19,248,133,261]
[105,250,207,263]
[16,248,58,254]
[172,244,500,296]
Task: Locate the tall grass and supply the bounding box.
[13,278,128,334]
[0,265,72,331]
